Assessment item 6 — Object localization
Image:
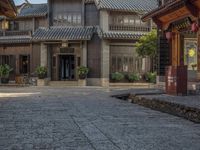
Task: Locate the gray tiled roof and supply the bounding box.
[94,0,158,13]
[18,3,47,18]
[33,26,95,41]
[0,36,31,44]
[102,32,145,39]
[98,30,146,40]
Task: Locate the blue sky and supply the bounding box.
[15,0,47,5]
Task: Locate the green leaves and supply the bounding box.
[36,66,47,79]
[0,64,13,78]
[77,66,89,79]
[111,72,124,81]
[135,30,157,58]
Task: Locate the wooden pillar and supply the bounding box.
[197,24,200,80]
[171,30,181,66]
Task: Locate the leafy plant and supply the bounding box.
[135,30,157,72]
[36,66,47,79]
[0,64,13,78]
[128,73,140,82]
[77,66,89,79]
[111,72,124,81]
[145,72,156,83]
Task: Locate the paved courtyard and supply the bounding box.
[0,87,200,150]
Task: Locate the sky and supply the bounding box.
[14,0,47,5]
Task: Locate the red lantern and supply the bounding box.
[165,32,172,40]
[191,22,199,32]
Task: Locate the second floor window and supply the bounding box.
[111,15,148,27]
[53,13,81,26]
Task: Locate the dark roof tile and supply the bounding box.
[17,3,47,18]
[33,26,95,41]
[95,0,158,13]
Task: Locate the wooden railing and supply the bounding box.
[0,30,32,36]
[109,25,150,32]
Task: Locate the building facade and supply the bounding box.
[143,0,200,94]
[0,0,157,86]
[0,3,48,80]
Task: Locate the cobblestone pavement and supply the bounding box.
[0,87,200,150]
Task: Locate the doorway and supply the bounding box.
[59,55,75,80]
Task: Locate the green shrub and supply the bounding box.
[36,66,47,79]
[111,72,124,81]
[145,72,156,83]
[0,64,13,78]
[128,73,140,82]
[77,66,89,79]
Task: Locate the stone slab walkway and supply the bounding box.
[0,87,200,150]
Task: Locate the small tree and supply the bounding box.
[135,30,157,72]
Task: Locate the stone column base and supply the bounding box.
[101,78,109,87]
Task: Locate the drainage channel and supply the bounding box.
[112,93,200,123]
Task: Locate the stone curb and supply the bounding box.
[112,94,200,123]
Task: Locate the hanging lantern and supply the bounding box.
[165,32,172,40]
[191,22,199,32]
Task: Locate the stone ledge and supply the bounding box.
[112,93,200,123]
[129,95,200,123]
[110,83,156,88]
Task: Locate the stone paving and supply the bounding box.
[0,87,200,150]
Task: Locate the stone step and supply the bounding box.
[49,81,78,86]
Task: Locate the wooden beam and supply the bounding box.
[184,0,199,18]
[152,17,163,29]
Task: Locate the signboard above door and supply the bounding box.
[60,47,74,54]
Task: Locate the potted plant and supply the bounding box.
[36,66,48,86]
[111,72,124,82]
[0,64,13,84]
[77,66,89,86]
[145,72,157,84]
[127,73,141,82]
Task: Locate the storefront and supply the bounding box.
[143,0,200,95]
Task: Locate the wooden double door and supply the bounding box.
[59,55,75,80]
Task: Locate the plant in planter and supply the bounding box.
[36,66,48,86]
[77,66,89,79]
[145,72,156,83]
[127,73,140,82]
[36,66,47,79]
[111,72,124,82]
[0,64,13,84]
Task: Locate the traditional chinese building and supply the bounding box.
[0,0,157,86]
[143,0,200,94]
[32,0,157,86]
[0,3,48,80]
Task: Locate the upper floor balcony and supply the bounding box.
[109,25,151,32]
[0,30,32,44]
[0,30,32,37]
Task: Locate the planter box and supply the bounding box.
[78,79,86,86]
[37,78,49,86]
